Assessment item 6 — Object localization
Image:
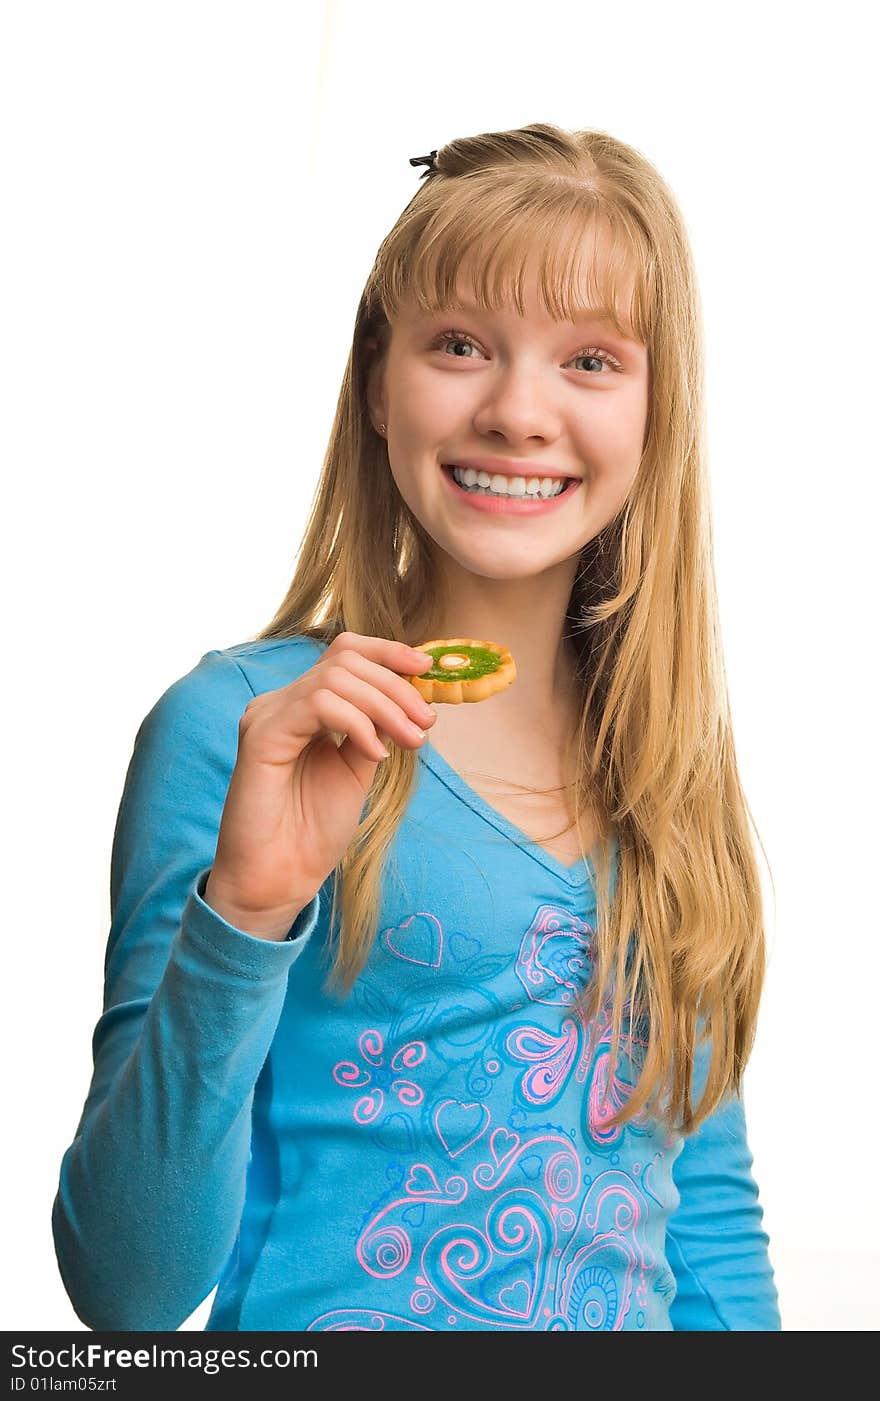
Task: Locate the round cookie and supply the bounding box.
[407,638,517,704]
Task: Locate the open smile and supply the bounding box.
[440,463,581,516]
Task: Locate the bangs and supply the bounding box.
[377,176,651,345]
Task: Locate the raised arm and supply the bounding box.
[51,650,321,1331]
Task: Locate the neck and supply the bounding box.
[411,554,582,727]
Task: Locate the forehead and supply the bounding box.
[391,222,643,343]
[398,292,637,341]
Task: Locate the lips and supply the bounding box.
[440,462,581,514]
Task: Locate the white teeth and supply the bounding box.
[451,466,567,499]
[490,473,527,496]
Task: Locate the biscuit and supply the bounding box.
[407,638,517,704]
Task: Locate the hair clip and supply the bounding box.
[409,149,438,175]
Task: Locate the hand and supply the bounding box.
[203,634,436,937]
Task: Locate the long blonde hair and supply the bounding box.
[251,122,772,1136]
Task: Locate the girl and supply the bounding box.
[52,123,781,1332]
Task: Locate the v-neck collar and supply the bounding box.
[418,737,599,892]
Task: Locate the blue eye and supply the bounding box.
[570,348,621,374]
[430,329,623,374]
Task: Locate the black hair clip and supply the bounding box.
[409,149,438,176]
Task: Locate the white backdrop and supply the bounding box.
[3,0,877,1332]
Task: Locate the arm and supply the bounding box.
[666,1040,781,1330]
[51,649,322,1331]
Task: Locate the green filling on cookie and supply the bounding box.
[421,644,501,682]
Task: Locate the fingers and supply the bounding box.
[240,637,436,769]
[326,649,437,730]
[315,667,434,753]
[329,633,434,677]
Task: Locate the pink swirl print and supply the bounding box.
[332,1029,427,1126]
[421,1190,554,1328]
[472,1129,579,1196]
[307,1309,433,1331]
[505,1019,580,1104]
[581,1002,652,1146]
[553,1169,655,1329]
[316,891,678,1331]
[357,1169,468,1278]
[589,1049,634,1145]
[515,905,595,1006]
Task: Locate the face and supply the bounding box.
[366,242,650,587]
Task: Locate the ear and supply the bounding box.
[363,336,387,432]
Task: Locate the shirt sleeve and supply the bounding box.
[665,1037,782,1330]
[50,650,322,1331]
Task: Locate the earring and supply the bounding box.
[377,422,387,436]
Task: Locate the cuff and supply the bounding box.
[180,865,321,975]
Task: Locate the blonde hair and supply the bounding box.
[250,122,773,1136]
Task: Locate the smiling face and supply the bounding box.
[366,229,651,588]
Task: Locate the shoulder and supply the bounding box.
[208,633,332,698]
[137,634,332,744]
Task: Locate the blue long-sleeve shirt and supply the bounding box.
[51,636,781,1331]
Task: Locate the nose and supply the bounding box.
[469,366,562,446]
